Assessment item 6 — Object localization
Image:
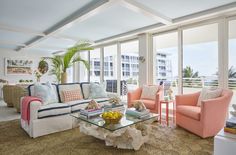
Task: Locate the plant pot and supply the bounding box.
[61,72,67,84]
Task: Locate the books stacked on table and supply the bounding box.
[126,108,150,119]
[103,103,125,113]
[224,117,236,134]
[80,108,103,119]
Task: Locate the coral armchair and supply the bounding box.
[176,89,233,138]
[127,86,163,114]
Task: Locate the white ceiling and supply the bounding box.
[0,0,235,53]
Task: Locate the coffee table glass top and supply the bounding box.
[71,111,158,132]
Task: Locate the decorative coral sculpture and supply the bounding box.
[109,96,121,105]
[133,100,146,112]
[85,100,100,110]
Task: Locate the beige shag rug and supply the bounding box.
[0,120,213,155]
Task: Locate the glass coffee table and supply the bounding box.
[71,111,158,150]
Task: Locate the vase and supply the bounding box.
[37,77,40,82]
[61,72,67,84]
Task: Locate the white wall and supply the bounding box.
[0,49,56,84]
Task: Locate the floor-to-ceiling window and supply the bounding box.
[183,23,218,93]
[228,19,236,116]
[121,40,139,98]
[104,45,117,93]
[90,48,101,82]
[79,51,89,82]
[153,32,178,96]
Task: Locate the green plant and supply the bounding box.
[43,42,93,83]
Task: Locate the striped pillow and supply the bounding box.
[62,89,83,103]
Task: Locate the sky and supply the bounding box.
[159,39,236,78]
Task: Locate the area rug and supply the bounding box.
[0,120,213,155]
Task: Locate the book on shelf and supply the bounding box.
[226,117,236,128]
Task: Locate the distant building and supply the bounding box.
[90,52,172,84]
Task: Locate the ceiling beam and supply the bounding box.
[16,0,118,51]
[0,23,45,37]
[95,2,236,44]
[0,40,26,47]
[120,0,172,25]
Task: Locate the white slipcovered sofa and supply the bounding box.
[21,83,110,138]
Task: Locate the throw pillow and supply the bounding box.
[89,83,107,99]
[34,82,58,105]
[81,83,90,99]
[141,85,159,100]
[62,89,83,103]
[197,87,223,106]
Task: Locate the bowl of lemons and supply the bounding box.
[101,111,123,124]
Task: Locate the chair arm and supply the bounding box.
[20,97,42,121]
[127,88,142,107]
[175,92,200,106]
[201,95,232,127]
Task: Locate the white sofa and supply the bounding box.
[21,83,110,138]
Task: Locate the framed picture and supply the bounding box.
[5,58,33,75]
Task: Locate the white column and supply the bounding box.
[100,47,104,83]
[178,29,183,94]
[138,33,151,86]
[148,35,154,84]
[117,42,121,95]
[218,18,228,89]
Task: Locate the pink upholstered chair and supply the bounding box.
[176,89,233,138]
[127,86,163,114]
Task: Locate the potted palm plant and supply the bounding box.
[44,42,93,83]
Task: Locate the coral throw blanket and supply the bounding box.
[21,96,42,124]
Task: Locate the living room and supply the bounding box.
[1,0,236,154]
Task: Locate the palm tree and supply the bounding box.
[228,66,236,78]
[43,42,93,83]
[183,66,199,78]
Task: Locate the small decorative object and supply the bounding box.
[38,59,49,74]
[167,88,173,100]
[85,99,100,110]
[101,111,123,124]
[109,96,121,105]
[138,56,145,63]
[34,70,42,82]
[164,96,169,101]
[230,104,236,117]
[133,101,146,112]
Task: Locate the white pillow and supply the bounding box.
[82,83,90,99]
[140,85,159,100]
[197,87,223,106]
[34,82,58,105]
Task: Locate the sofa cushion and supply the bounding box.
[58,83,82,102]
[81,83,90,99]
[197,87,222,106]
[62,89,83,103]
[89,83,107,99]
[28,83,59,103]
[177,105,201,120]
[33,82,58,105]
[135,99,155,109]
[141,85,160,100]
[66,98,109,113]
[38,103,71,119]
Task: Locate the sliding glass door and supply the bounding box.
[121,40,139,98]
[104,45,118,93]
[228,19,236,116]
[183,23,218,93]
[153,32,178,96]
[90,48,101,83]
